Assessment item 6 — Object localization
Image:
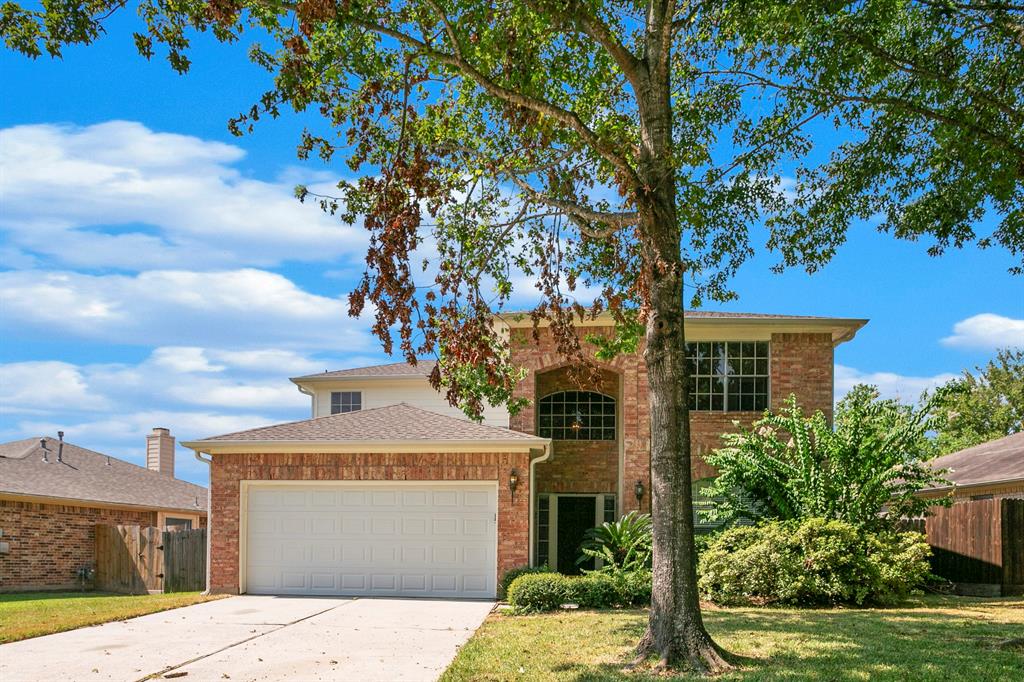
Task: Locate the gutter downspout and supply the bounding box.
[193,448,213,595]
[527,442,552,567]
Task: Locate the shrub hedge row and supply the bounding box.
[502,518,931,612]
[505,570,652,612]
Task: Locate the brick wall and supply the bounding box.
[507,325,836,512]
[0,499,157,591]
[208,451,533,594]
[534,366,619,494]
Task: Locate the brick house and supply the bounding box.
[0,428,208,591]
[184,311,865,598]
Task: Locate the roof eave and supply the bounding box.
[0,491,208,515]
[290,374,429,384]
[182,437,550,454]
[921,475,1024,494]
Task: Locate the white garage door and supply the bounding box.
[244,482,497,598]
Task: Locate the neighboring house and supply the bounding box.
[0,428,208,591]
[920,432,1024,502]
[183,311,866,598]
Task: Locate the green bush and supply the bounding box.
[578,511,652,573]
[572,573,624,608]
[498,564,552,599]
[506,570,653,612]
[698,517,931,607]
[620,569,652,605]
[506,573,571,612]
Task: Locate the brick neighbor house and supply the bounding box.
[183,311,865,598]
[0,428,207,591]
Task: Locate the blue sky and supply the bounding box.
[2,18,1022,486]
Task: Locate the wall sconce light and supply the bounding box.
[634,480,645,504]
[509,470,520,504]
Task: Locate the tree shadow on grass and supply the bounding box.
[556,604,1024,681]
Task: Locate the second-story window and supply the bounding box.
[538,391,616,440]
[330,391,362,414]
[686,341,769,412]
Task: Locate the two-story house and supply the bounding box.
[184,311,865,598]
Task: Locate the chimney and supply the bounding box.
[146,427,175,477]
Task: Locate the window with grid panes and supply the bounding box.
[536,495,550,566]
[537,391,616,440]
[685,341,769,412]
[330,391,362,414]
[603,495,617,524]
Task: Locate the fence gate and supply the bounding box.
[95,525,206,594]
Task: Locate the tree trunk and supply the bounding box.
[633,23,731,672]
[635,252,730,674]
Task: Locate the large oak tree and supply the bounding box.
[3,0,1020,672]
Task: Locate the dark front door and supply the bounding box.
[557,496,596,574]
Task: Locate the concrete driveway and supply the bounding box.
[0,596,493,682]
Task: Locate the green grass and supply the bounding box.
[441,596,1024,681]
[0,591,224,643]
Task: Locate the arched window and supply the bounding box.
[538,391,616,440]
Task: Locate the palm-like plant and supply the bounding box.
[577,511,653,574]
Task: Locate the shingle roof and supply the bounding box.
[292,360,436,381]
[187,403,546,444]
[499,309,857,320]
[927,432,1024,489]
[0,437,207,512]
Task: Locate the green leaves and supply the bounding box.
[577,510,653,574]
[926,348,1024,455]
[702,388,951,529]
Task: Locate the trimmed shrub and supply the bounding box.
[620,569,652,605]
[572,573,623,608]
[698,517,931,607]
[498,564,552,599]
[506,573,571,612]
[506,570,653,612]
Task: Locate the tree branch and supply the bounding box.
[507,175,639,238]
[348,10,641,187]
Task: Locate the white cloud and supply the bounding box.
[0,344,366,484]
[834,364,958,403]
[0,268,372,348]
[941,313,1024,350]
[151,347,225,373]
[0,361,110,414]
[0,121,365,269]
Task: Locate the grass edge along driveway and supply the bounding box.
[0,591,224,643]
[440,595,1024,681]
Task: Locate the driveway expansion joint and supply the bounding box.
[134,600,354,682]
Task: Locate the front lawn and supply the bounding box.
[441,596,1024,681]
[0,591,224,643]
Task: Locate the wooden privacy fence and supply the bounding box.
[95,525,206,594]
[919,498,1024,596]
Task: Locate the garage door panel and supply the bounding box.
[246,483,497,598]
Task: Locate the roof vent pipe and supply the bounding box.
[40,438,49,463]
[106,455,111,466]
[57,431,64,463]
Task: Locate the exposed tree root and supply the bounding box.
[632,627,735,676]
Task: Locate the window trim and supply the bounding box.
[686,340,771,413]
[536,390,617,441]
[330,391,362,414]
